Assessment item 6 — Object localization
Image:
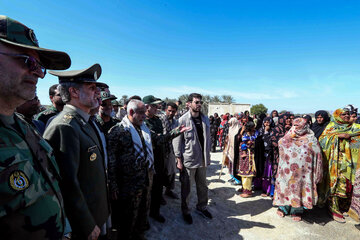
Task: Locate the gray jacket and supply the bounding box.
[173,111,211,168]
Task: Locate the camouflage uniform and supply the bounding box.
[159,114,179,189]
[107,123,151,239]
[35,105,59,126]
[0,113,64,239]
[95,114,119,134]
[144,116,181,216]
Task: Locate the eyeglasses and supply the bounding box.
[193,101,203,105]
[0,51,46,76]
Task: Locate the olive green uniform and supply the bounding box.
[0,113,65,239]
[144,115,181,216]
[95,114,119,134]
[35,105,60,126]
[43,105,110,238]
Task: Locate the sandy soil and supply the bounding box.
[145,149,360,240]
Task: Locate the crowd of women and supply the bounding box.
[210,105,360,224]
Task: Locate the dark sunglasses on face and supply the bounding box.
[193,101,203,105]
[0,52,46,76]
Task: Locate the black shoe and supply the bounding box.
[165,190,179,199]
[160,196,167,205]
[196,209,213,219]
[150,213,166,223]
[182,213,193,224]
[143,222,150,231]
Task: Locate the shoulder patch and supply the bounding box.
[63,114,74,122]
[9,170,29,191]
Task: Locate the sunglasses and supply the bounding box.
[0,52,46,76]
[193,101,203,105]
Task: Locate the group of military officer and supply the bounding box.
[0,15,190,240]
[0,15,113,240]
[0,15,212,240]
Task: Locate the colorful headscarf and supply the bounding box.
[274,118,323,208]
[318,108,360,202]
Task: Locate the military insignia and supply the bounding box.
[88,145,97,152]
[9,170,29,191]
[101,91,110,98]
[63,114,73,120]
[94,71,98,80]
[90,153,97,161]
[28,29,39,46]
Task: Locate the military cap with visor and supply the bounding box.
[49,63,106,86]
[142,95,163,105]
[111,99,121,106]
[100,91,117,102]
[0,15,71,70]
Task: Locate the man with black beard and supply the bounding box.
[173,93,212,224]
[95,91,119,134]
[36,84,65,125]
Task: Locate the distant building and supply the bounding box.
[208,103,251,116]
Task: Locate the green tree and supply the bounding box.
[178,94,189,110]
[211,95,221,103]
[163,97,177,103]
[280,110,287,114]
[201,95,211,115]
[221,95,234,104]
[250,104,268,116]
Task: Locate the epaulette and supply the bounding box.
[62,113,75,123]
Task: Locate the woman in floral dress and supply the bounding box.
[237,121,260,198]
[273,118,323,221]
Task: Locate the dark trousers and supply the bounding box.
[112,189,149,240]
[150,173,164,216]
[164,173,175,191]
[211,134,217,152]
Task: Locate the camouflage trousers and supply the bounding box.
[112,170,153,240]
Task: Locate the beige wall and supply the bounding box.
[208,103,251,116]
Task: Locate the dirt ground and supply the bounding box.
[145,149,360,240]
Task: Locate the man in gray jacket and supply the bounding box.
[173,93,212,224]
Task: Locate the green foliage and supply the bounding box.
[163,97,177,103]
[250,104,268,116]
[211,95,221,103]
[221,95,234,104]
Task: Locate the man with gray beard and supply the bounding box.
[44,64,110,240]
